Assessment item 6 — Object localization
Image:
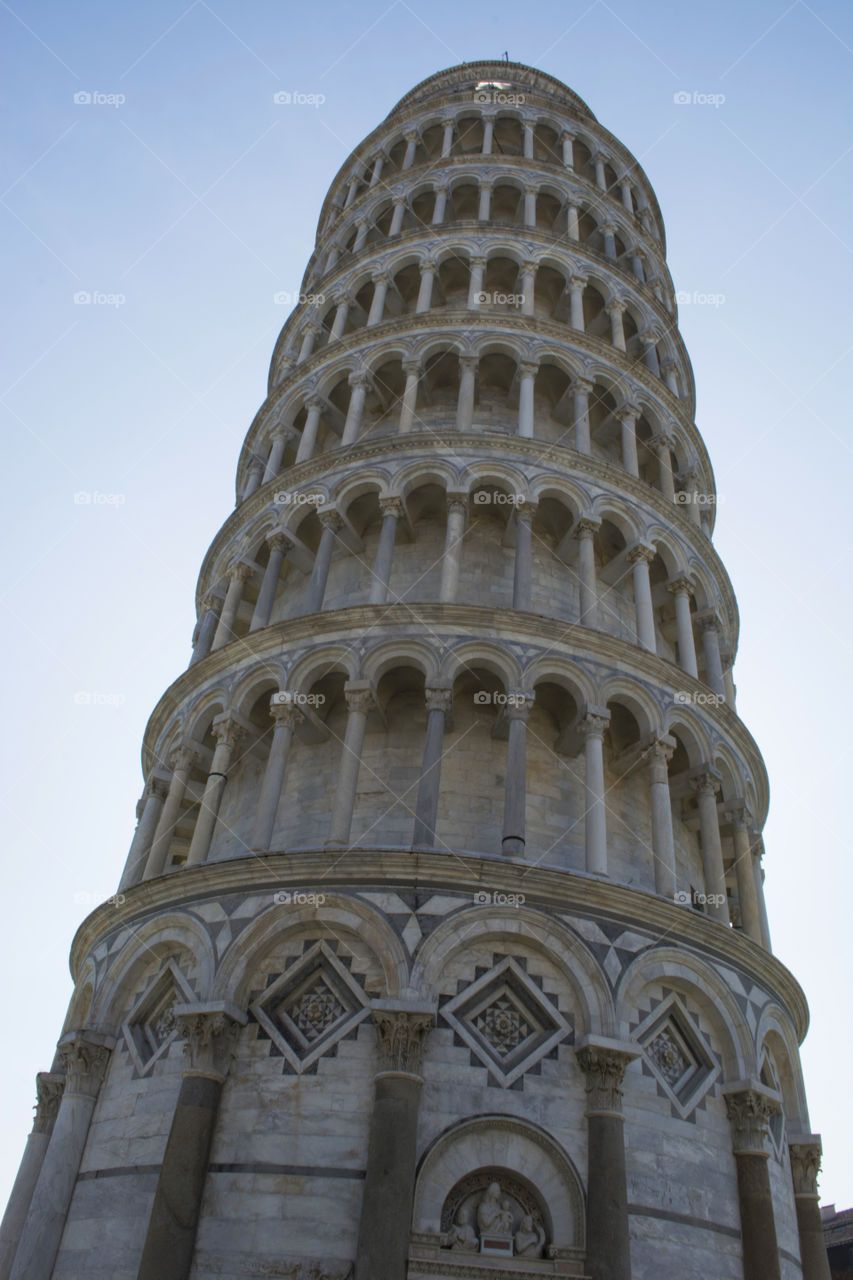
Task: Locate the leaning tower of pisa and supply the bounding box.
[0,61,830,1280]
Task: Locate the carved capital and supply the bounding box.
[425,685,453,716]
[515,500,536,526]
[344,684,374,716]
[627,542,656,566]
[518,360,539,378]
[693,609,720,634]
[617,402,641,424]
[789,1140,822,1198]
[606,297,626,314]
[57,1035,111,1098]
[573,517,600,541]
[505,689,535,721]
[724,1088,780,1156]
[265,530,293,554]
[175,1004,246,1082]
[572,376,594,396]
[372,1008,434,1077]
[211,714,247,753]
[348,369,372,390]
[228,560,254,585]
[379,496,404,520]
[169,742,200,774]
[691,768,722,799]
[666,575,693,598]
[576,1044,634,1114]
[446,492,469,521]
[32,1071,65,1134]
[648,736,675,783]
[581,709,610,740]
[318,508,344,533]
[270,701,303,733]
[569,276,588,293]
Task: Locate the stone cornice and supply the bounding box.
[140,604,762,811]
[69,849,808,1041]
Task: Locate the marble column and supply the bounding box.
[327,684,373,848]
[517,361,537,437]
[144,745,199,880]
[631,250,645,282]
[249,700,302,850]
[369,497,402,604]
[119,774,168,889]
[752,840,772,950]
[653,432,676,501]
[668,577,698,677]
[662,361,680,395]
[641,331,661,377]
[330,294,351,341]
[696,612,726,696]
[431,184,448,225]
[189,595,220,666]
[628,544,656,653]
[725,803,762,943]
[573,377,592,453]
[523,184,537,228]
[583,710,610,874]
[648,738,676,898]
[576,1042,636,1280]
[342,372,371,446]
[241,458,263,500]
[512,502,535,611]
[567,202,580,240]
[211,562,252,651]
[467,257,486,308]
[297,322,319,363]
[369,151,385,186]
[723,1087,783,1280]
[788,1138,832,1280]
[439,494,467,602]
[502,693,532,858]
[398,360,421,433]
[353,219,369,252]
[344,175,359,207]
[573,518,599,626]
[263,426,290,482]
[389,197,406,237]
[691,770,730,923]
[602,224,617,260]
[569,276,586,330]
[481,115,494,155]
[250,532,291,631]
[620,178,633,211]
[456,357,477,430]
[593,152,607,189]
[306,509,343,613]
[416,260,435,312]
[185,716,246,867]
[618,404,640,477]
[367,272,390,327]
[9,1036,112,1280]
[402,130,418,169]
[561,130,575,168]
[607,299,627,350]
[441,119,453,157]
[523,123,535,158]
[295,396,324,463]
[0,1072,64,1280]
[520,261,536,316]
[478,180,492,222]
[136,1005,246,1280]
[412,685,452,847]
[354,1006,434,1280]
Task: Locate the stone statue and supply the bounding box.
[497,1196,515,1233]
[514,1213,546,1258]
[446,1206,478,1252]
[476,1181,505,1233]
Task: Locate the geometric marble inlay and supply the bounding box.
[122,959,195,1076]
[637,994,718,1118]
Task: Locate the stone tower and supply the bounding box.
[0,61,830,1280]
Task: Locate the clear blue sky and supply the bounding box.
[1,0,851,1211]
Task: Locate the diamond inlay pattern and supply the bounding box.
[647,1026,692,1088]
[474,994,531,1057]
[285,980,347,1042]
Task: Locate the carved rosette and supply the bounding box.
[576,1045,634,1115]
[176,1008,244,1083]
[57,1036,111,1098]
[372,1009,434,1078]
[32,1071,65,1134]
[789,1141,822,1198]
[724,1089,780,1156]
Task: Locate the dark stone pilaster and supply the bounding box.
[724,1086,782,1280]
[354,1004,434,1280]
[136,1003,245,1280]
[0,1072,64,1280]
[789,1138,831,1280]
[576,1041,637,1280]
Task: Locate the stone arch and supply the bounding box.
[90,911,217,1025]
[229,662,287,719]
[599,676,662,739]
[361,638,440,685]
[412,1114,585,1252]
[286,645,359,693]
[755,1006,809,1130]
[440,641,522,690]
[523,656,597,708]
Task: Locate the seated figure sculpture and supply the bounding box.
[446,1207,478,1253]
[515,1213,546,1258]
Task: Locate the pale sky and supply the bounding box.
[1,0,851,1212]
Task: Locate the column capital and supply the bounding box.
[304,391,325,412]
[478,177,494,192]
[576,1041,637,1114]
[572,375,594,395]
[265,530,293,554]
[788,1138,823,1197]
[640,326,661,344]
[522,181,538,196]
[560,127,577,142]
[370,268,392,287]
[371,1003,435,1078]
[174,1002,247,1083]
[569,274,588,291]
[318,507,344,533]
[446,491,469,519]
[424,684,453,715]
[210,713,248,752]
[56,1033,113,1098]
[666,574,693,598]
[616,401,641,423]
[402,128,419,143]
[227,560,254,585]
[201,591,221,614]
[648,735,676,776]
[723,1085,781,1156]
[32,1071,65,1134]
[649,429,675,451]
[691,767,722,798]
[348,368,372,390]
[582,707,610,739]
[344,681,375,716]
[693,608,720,633]
[627,541,656,565]
[145,774,171,803]
[269,697,304,732]
[515,499,537,525]
[169,742,201,773]
[402,357,422,376]
[379,495,404,520]
[573,516,600,540]
[505,689,535,720]
[724,799,753,831]
[246,457,264,477]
